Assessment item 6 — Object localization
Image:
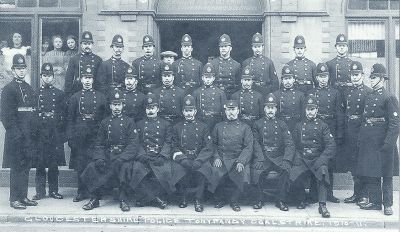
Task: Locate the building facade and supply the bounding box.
[0,0,399,167]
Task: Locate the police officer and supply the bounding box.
[32,63,66,201]
[192,63,227,130]
[308,62,345,203]
[172,95,217,212]
[80,90,139,212]
[210,34,241,98]
[65,31,103,97]
[97,34,130,96]
[290,95,336,218]
[212,100,253,212]
[287,35,317,94]
[153,63,185,125]
[242,32,279,95]
[273,65,305,132]
[66,67,107,202]
[174,34,203,94]
[341,61,372,205]
[251,93,295,211]
[1,54,38,209]
[121,66,145,122]
[326,34,353,93]
[128,93,185,208]
[132,35,162,94]
[160,51,178,65]
[231,65,263,127]
[357,64,399,216]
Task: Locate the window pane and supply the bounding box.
[61,0,79,7]
[369,0,389,9]
[348,0,368,9]
[39,0,58,7]
[0,0,16,8]
[41,18,79,91]
[17,0,37,7]
[390,0,400,9]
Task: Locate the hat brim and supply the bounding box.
[335,42,348,46]
[181,42,192,46]
[81,39,94,43]
[264,103,277,106]
[145,103,158,108]
[252,42,263,46]
[293,45,306,48]
[12,64,27,69]
[306,104,318,108]
[370,73,387,79]
[143,42,155,47]
[219,42,231,46]
[41,71,54,75]
[111,43,124,47]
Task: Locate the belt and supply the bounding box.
[302,147,319,157]
[161,114,179,120]
[202,110,222,117]
[263,146,278,152]
[38,111,54,118]
[335,82,353,87]
[143,83,157,88]
[183,81,196,87]
[282,114,297,119]
[366,117,385,123]
[146,145,160,153]
[184,149,197,156]
[318,114,334,119]
[254,81,265,87]
[241,114,258,120]
[80,113,95,120]
[110,83,123,88]
[109,145,125,153]
[17,107,35,112]
[347,114,361,120]
[296,80,312,85]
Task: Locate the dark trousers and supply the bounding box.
[136,171,167,203]
[364,176,393,206]
[353,175,366,199]
[177,171,206,200]
[71,146,90,195]
[10,163,30,202]
[214,174,241,203]
[292,171,327,203]
[254,168,290,202]
[35,166,59,195]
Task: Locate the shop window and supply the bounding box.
[0,0,16,8]
[17,0,37,7]
[40,18,79,90]
[348,0,398,9]
[0,0,79,8]
[39,0,57,7]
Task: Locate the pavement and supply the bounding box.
[0,187,398,231]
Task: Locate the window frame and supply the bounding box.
[0,0,82,13]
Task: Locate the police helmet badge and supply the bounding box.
[117,37,122,43]
[308,98,313,104]
[87,67,92,73]
[165,65,169,71]
[285,68,290,73]
[18,57,23,63]
[207,66,212,73]
[245,68,250,75]
[221,37,226,42]
[297,38,303,44]
[127,67,132,73]
[186,99,191,105]
[115,92,120,99]
[353,64,358,70]
[45,65,51,71]
[144,36,149,42]
[340,36,345,41]
[148,97,153,104]
[85,33,90,39]
[321,65,326,72]
[268,97,273,102]
[184,36,189,42]
[255,36,260,42]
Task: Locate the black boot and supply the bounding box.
[384,206,393,216]
[344,194,358,203]
[154,197,167,209]
[179,194,187,208]
[275,201,289,211]
[10,201,26,210]
[359,202,382,210]
[297,201,307,209]
[230,202,241,212]
[194,199,204,212]
[120,200,130,212]
[318,202,330,218]
[49,192,63,199]
[253,201,263,209]
[82,198,99,210]
[21,198,38,206]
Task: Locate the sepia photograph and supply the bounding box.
[0,0,399,231]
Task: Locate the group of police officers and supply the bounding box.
[1,30,399,218]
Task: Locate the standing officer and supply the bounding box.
[172,95,218,212]
[97,34,130,96]
[160,51,178,65]
[341,61,371,205]
[290,95,336,218]
[174,34,203,94]
[192,63,227,130]
[251,93,295,211]
[65,31,102,97]
[212,100,253,212]
[326,34,353,94]
[210,34,241,98]
[128,93,186,208]
[66,67,107,202]
[242,32,279,95]
[153,63,185,125]
[1,54,38,209]
[132,35,162,94]
[121,66,146,122]
[273,65,305,132]
[308,63,344,203]
[231,66,263,127]
[32,63,66,201]
[80,90,139,212]
[286,35,317,94]
[357,64,399,216]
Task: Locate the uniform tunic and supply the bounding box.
[231,89,263,127]
[326,55,353,91]
[242,55,279,95]
[273,88,305,132]
[287,57,317,94]
[356,87,400,178]
[132,55,162,94]
[211,119,253,190]
[173,56,203,94]
[192,85,227,130]
[122,89,145,122]
[210,57,241,97]
[64,52,103,97]
[153,85,185,124]
[97,57,130,95]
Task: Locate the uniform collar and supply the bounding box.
[112,113,123,118]
[13,78,23,83]
[41,84,53,89]
[295,56,305,61]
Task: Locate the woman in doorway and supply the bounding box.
[43,35,66,90]
[65,35,78,59]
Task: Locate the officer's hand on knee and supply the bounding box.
[253,161,264,170]
[191,160,202,170]
[236,163,244,172]
[180,159,193,169]
[213,158,222,168]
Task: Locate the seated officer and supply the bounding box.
[32,63,66,201]
[212,100,254,212]
[121,66,145,122]
[80,90,139,212]
[251,93,295,211]
[192,63,227,130]
[127,93,185,209]
[231,66,263,127]
[154,63,185,125]
[172,95,218,212]
[290,95,336,218]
